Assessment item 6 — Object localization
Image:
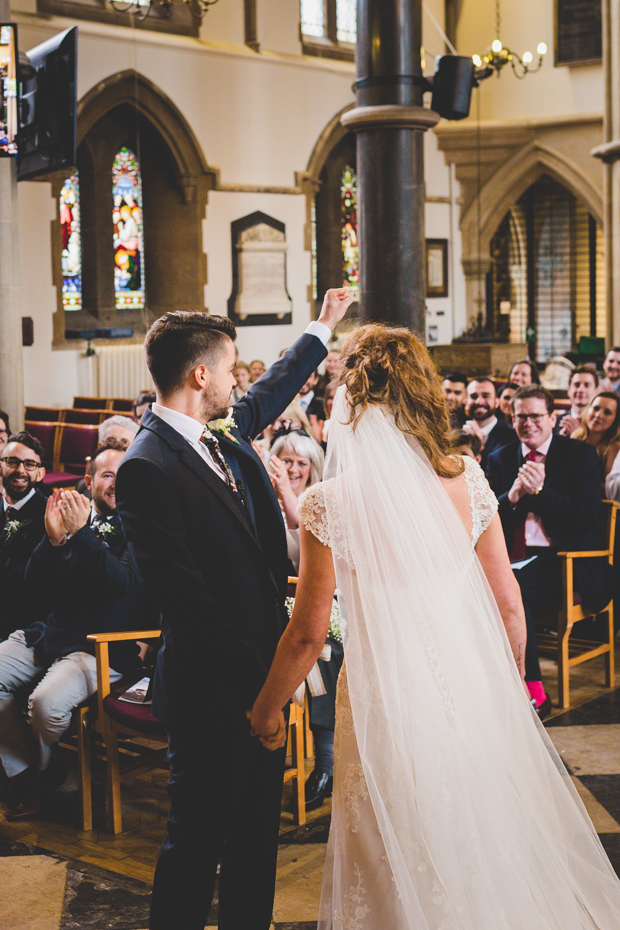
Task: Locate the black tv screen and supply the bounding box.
[18,26,77,181]
[0,24,19,157]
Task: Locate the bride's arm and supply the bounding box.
[475,514,529,689]
[251,525,336,748]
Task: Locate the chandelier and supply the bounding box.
[472,0,547,81]
[109,0,219,21]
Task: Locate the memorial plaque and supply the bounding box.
[555,0,602,66]
[228,212,292,326]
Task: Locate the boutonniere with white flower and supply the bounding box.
[208,412,240,445]
[4,519,27,541]
[93,522,121,546]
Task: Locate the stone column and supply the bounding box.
[0,0,24,429]
[592,0,620,346]
[341,0,439,334]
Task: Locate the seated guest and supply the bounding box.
[249,359,266,383]
[556,366,599,436]
[231,362,251,402]
[498,382,518,425]
[99,414,139,445]
[132,390,156,423]
[0,408,11,496]
[452,429,482,464]
[253,402,313,460]
[441,372,469,428]
[570,393,620,501]
[487,384,611,720]
[0,432,47,642]
[598,347,620,394]
[464,378,515,471]
[318,349,342,396]
[508,358,541,386]
[295,369,326,441]
[0,440,157,820]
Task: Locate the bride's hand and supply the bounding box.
[248,707,287,751]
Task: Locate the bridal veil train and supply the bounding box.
[310,385,620,930]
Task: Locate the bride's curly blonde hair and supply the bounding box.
[338,323,463,478]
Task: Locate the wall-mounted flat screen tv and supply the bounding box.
[18,26,77,180]
[0,24,19,157]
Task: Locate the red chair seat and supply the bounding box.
[103,674,166,738]
[43,472,82,488]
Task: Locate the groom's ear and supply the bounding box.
[191,364,209,390]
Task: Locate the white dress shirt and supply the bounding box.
[479,416,498,437]
[3,488,35,512]
[152,321,332,484]
[521,435,553,547]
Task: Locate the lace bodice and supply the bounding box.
[298,455,497,555]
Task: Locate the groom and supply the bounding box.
[115,288,352,930]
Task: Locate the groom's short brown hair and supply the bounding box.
[145,311,236,398]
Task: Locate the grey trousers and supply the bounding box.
[0,630,122,778]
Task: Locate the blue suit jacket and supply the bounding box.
[115,331,327,727]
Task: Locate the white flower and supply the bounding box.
[208,412,239,445]
[4,519,26,540]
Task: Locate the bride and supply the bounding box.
[250,323,620,929]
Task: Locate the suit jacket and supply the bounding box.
[115,332,327,728]
[23,514,157,672]
[0,490,47,639]
[480,418,516,471]
[487,435,611,612]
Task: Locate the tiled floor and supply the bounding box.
[1,680,619,928]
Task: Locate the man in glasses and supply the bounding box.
[487,385,611,720]
[0,432,47,643]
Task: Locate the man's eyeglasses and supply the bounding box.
[514,413,549,425]
[0,456,41,472]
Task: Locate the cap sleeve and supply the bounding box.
[298,483,331,548]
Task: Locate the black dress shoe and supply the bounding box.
[304,769,333,812]
[536,694,552,721]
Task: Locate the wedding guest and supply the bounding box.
[0,440,156,821]
[318,350,342,396]
[231,362,251,402]
[321,381,338,446]
[556,367,599,436]
[0,409,11,496]
[132,390,156,423]
[253,402,312,459]
[295,370,325,443]
[99,414,139,445]
[442,372,469,428]
[464,378,515,471]
[249,359,266,382]
[508,359,541,386]
[0,432,47,642]
[487,384,611,720]
[498,382,518,425]
[570,392,620,500]
[598,347,620,394]
[452,429,482,464]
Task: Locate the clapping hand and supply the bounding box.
[507,461,545,504]
[317,287,355,332]
[559,415,579,436]
[45,488,91,546]
[268,455,293,500]
[462,420,487,445]
[248,707,287,751]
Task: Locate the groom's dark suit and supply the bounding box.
[115,332,327,930]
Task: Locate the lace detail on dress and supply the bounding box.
[334,863,371,929]
[461,455,498,547]
[298,481,352,566]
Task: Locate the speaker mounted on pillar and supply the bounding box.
[430,55,475,121]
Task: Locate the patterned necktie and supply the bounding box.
[4,507,17,522]
[200,430,240,496]
[508,450,538,562]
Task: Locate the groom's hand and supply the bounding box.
[248,708,287,751]
[317,287,355,332]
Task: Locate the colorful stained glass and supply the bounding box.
[337,0,356,43]
[60,173,82,311]
[341,165,359,299]
[112,146,145,310]
[301,0,324,37]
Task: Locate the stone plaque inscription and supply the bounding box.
[234,223,291,320]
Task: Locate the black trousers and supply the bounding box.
[512,550,563,682]
[150,715,286,930]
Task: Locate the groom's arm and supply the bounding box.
[232,288,354,441]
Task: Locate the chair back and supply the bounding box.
[24,421,58,469]
[24,406,62,422]
[63,408,108,425]
[73,396,112,410]
[56,424,100,474]
[110,398,134,412]
[603,500,619,565]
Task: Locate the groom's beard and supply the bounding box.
[200,385,232,424]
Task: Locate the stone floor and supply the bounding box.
[0,671,619,929]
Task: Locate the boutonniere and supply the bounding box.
[93,521,120,545]
[208,413,240,445]
[4,519,27,541]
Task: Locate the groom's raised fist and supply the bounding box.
[318,287,355,332]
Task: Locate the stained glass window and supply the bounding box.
[301,0,325,37]
[341,165,359,300]
[59,173,82,311]
[337,0,356,43]
[112,146,145,310]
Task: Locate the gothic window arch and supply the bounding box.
[112,146,145,311]
[59,172,82,312]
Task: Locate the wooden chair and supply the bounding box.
[285,701,306,826]
[110,398,135,412]
[62,408,109,425]
[24,406,62,422]
[73,396,113,410]
[536,499,618,708]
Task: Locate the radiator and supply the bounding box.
[96,344,154,399]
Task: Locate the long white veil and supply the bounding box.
[318,386,620,930]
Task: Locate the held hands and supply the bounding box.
[45,488,91,546]
[317,287,355,332]
[507,461,545,504]
[248,707,287,751]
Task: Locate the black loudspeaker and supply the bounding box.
[431,55,475,121]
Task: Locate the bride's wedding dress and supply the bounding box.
[298,388,620,930]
